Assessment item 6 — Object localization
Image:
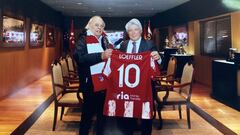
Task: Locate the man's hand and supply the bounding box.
[101,49,113,60]
[151,51,160,60]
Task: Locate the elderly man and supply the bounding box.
[118,18,161,135]
[73,16,112,135]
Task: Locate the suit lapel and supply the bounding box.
[138,39,147,53]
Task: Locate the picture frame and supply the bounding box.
[30,22,44,48]
[172,24,188,46]
[1,15,25,48]
[0,9,2,46]
[46,25,56,47]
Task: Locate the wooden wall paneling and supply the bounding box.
[194,55,214,87]
[186,21,196,55]
[231,11,240,50]
[0,23,61,99]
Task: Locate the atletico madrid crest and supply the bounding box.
[98,75,104,82]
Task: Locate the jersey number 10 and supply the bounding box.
[118,64,140,88]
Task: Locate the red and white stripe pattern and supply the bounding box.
[86,30,106,92]
[106,100,151,119]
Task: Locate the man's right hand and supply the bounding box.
[101,49,113,60]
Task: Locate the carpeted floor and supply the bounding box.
[26,103,222,135]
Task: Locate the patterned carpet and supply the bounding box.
[26,103,222,135]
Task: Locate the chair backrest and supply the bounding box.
[166,57,177,79]
[180,62,194,96]
[66,55,75,72]
[51,61,64,97]
[59,57,69,78]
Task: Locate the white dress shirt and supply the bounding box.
[125,37,162,64]
[126,37,142,53]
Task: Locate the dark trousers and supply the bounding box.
[118,118,153,135]
[141,119,153,135]
[79,90,105,135]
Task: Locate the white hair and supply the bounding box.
[85,16,105,29]
[125,18,142,31]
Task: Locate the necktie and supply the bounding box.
[132,41,136,53]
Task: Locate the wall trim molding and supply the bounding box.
[190,102,237,135]
[10,94,54,135]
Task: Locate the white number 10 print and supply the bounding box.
[118,64,140,88]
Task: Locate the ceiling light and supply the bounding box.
[222,35,228,38]
[222,0,240,10]
[77,2,82,5]
[207,36,213,39]
[92,10,96,13]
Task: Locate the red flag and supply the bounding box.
[69,19,75,51]
[147,20,152,40]
[143,21,147,40]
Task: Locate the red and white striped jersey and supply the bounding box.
[102,50,160,119]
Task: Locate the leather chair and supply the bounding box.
[155,62,194,129]
[51,59,83,131]
[155,56,177,86]
[66,54,78,74]
[59,57,79,88]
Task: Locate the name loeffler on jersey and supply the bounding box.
[119,54,143,60]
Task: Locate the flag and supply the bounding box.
[143,21,148,40]
[147,20,152,40]
[69,19,75,51]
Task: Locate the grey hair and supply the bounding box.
[85,15,105,29]
[125,18,142,31]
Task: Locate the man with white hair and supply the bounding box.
[120,18,160,60]
[117,18,161,135]
[73,15,112,135]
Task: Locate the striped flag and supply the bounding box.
[147,20,152,40]
[69,19,75,51]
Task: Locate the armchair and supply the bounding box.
[51,60,83,131]
[59,57,79,88]
[155,62,194,129]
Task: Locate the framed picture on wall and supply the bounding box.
[30,23,44,47]
[172,24,188,46]
[46,25,55,47]
[0,9,2,46]
[1,15,25,47]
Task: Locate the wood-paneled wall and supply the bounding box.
[0,18,62,99]
[231,11,240,50]
[194,56,214,87]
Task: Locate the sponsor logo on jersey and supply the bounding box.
[116,91,130,100]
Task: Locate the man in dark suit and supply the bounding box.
[73,16,112,135]
[118,18,161,135]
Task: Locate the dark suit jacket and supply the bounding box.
[119,38,157,53]
[73,31,109,92]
